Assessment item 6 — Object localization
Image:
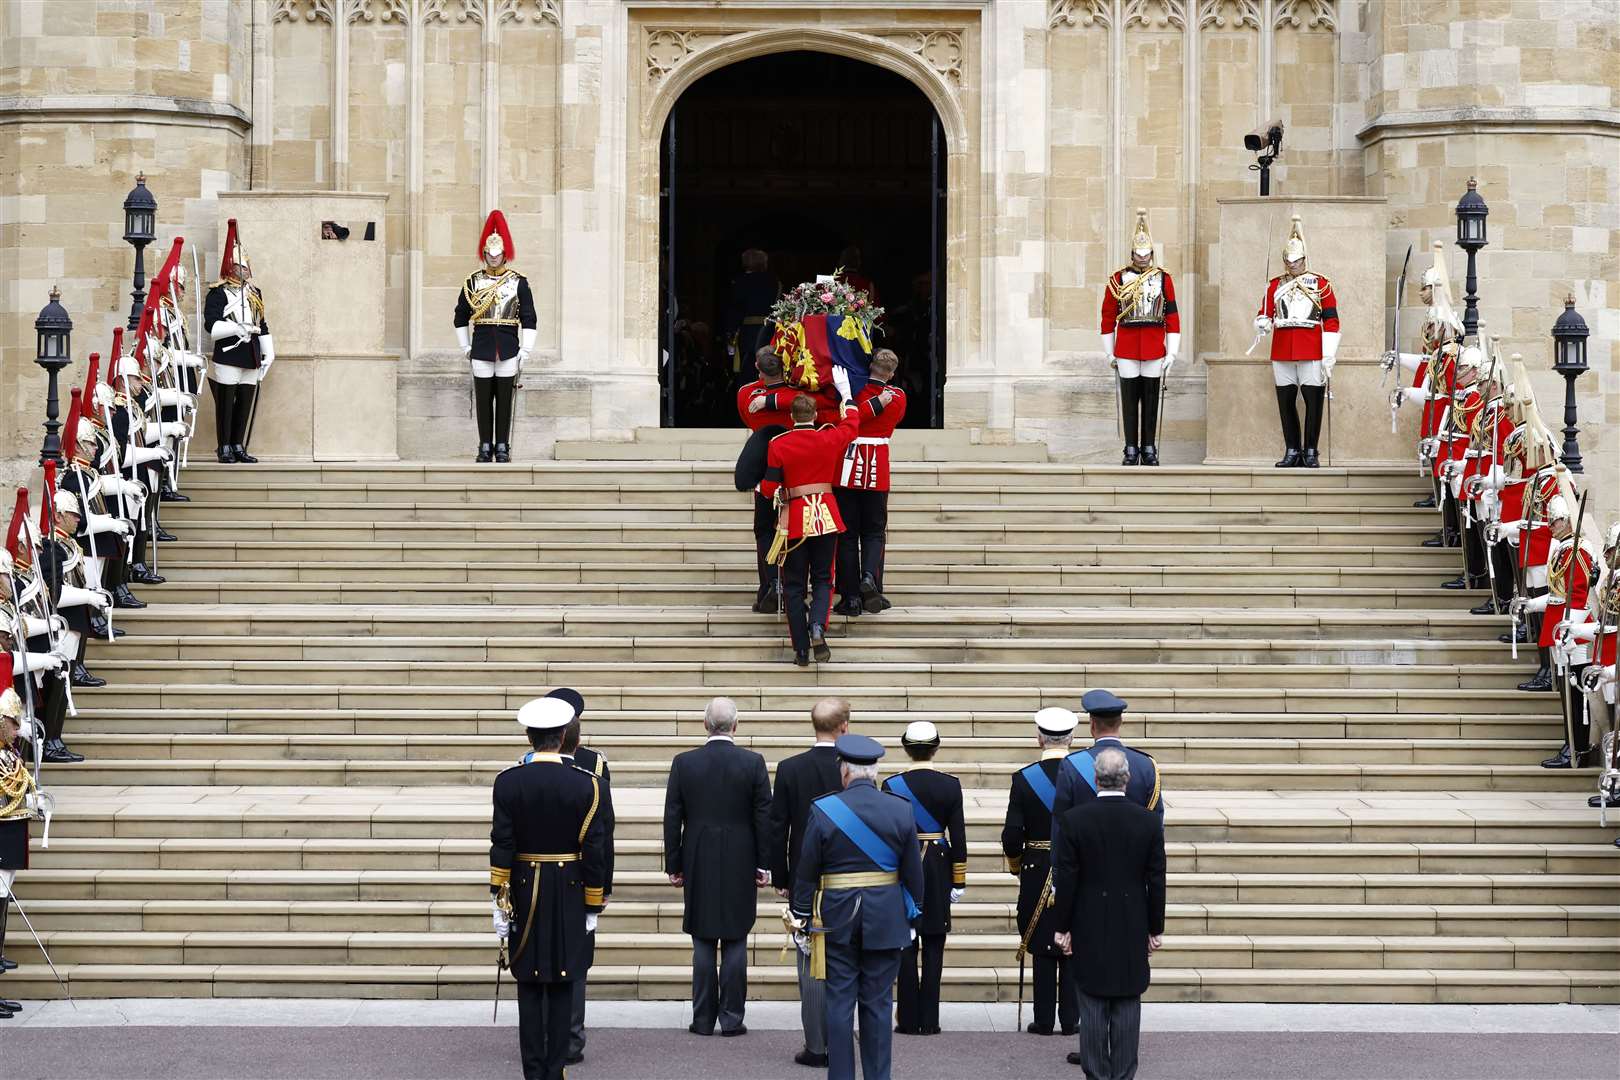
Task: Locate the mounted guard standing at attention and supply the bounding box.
[454,209,536,463]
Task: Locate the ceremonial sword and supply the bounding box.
[1381,245,1412,391]
[6,887,76,1009]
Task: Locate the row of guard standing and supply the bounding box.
[0,221,275,1018]
[1383,248,1617,823]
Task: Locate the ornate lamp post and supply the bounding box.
[122,172,157,331]
[1454,177,1488,339]
[1550,296,1590,473]
[34,286,73,466]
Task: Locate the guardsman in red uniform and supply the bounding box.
[1437,347,1491,591]
[738,350,795,612]
[1100,209,1180,466]
[1386,243,1465,508]
[1574,526,1619,804]
[1519,495,1600,767]
[761,391,894,666]
[1428,345,1484,559]
[834,349,906,617]
[1254,215,1340,468]
[1463,360,1524,616]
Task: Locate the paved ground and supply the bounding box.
[4,1002,1616,1079]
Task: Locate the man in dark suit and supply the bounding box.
[490,696,610,1080]
[768,697,849,1067]
[1051,748,1167,1080]
[790,733,924,1080]
[882,720,967,1036]
[1051,690,1163,856]
[1001,706,1082,1037]
[551,687,613,1066]
[664,697,772,1037]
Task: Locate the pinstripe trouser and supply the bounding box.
[1075,991,1141,1080]
[796,941,827,1054]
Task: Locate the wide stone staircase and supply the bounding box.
[11,453,1618,1004]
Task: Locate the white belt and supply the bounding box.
[852,437,890,447]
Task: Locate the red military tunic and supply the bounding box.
[1258,272,1340,362]
[737,379,794,432]
[839,381,907,492]
[1461,398,1510,499]
[760,405,863,556]
[1541,539,1598,649]
[1100,268,1180,361]
[1434,386,1482,481]
[1419,348,1456,441]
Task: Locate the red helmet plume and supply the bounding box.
[62,389,83,459]
[84,351,101,402]
[108,328,124,387]
[220,218,248,280]
[477,210,514,262]
[39,460,56,534]
[6,488,30,569]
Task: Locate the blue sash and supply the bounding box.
[1021,763,1056,812]
[816,795,922,921]
[885,776,943,835]
[1064,750,1097,793]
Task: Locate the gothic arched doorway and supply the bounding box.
[657,50,946,429]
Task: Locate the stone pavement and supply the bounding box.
[5,1002,1616,1079]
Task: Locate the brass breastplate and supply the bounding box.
[1274,274,1325,329]
[465,269,522,326]
[1114,269,1165,326]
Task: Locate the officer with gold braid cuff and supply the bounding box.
[491,696,608,1080]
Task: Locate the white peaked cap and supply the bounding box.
[1035,707,1079,736]
[902,720,940,744]
[517,696,574,730]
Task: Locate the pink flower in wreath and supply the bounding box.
[820,292,835,303]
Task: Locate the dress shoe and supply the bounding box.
[833,598,863,618]
[1413,494,1437,508]
[1140,446,1160,467]
[0,1002,14,1019]
[688,1023,713,1036]
[232,445,258,464]
[493,443,511,464]
[159,490,190,502]
[475,443,493,463]
[794,1050,829,1067]
[720,1025,747,1037]
[1067,1052,1086,1066]
[114,586,147,609]
[1302,449,1320,468]
[130,564,165,586]
[565,1051,584,1065]
[1121,445,1139,466]
[155,527,178,543]
[0,957,16,971]
[1541,743,1571,769]
[0,999,20,1013]
[216,446,236,464]
[1440,576,1468,589]
[1518,665,1554,692]
[43,739,84,764]
[88,615,111,638]
[880,597,892,611]
[1025,1022,1053,1036]
[1589,793,1620,808]
[70,662,106,688]
[1274,449,1301,468]
[1499,624,1529,644]
[793,651,810,668]
[810,625,831,663]
[895,1024,919,1035]
[1422,534,1446,547]
[860,573,883,615]
[1061,1025,1079,1036]
[1470,598,1500,615]
[753,596,777,614]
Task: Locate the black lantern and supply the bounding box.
[34,286,73,466]
[1550,296,1590,473]
[122,172,158,331]
[1454,177,1488,338]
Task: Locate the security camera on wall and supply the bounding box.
[1245,120,1284,196]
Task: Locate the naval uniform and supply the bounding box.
[881,765,966,1035]
[769,741,843,1058]
[563,744,613,1062]
[1051,737,1164,857]
[490,751,608,1080]
[1001,749,1080,1033]
[791,778,924,1080]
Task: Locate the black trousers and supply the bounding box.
[1119,375,1161,448]
[1489,539,1516,608]
[783,533,838,654]
[833,488,889,600]
[516,979,573,1080]
[752,492,778,602]
[1032,952,1080,1032]
[568,929,593,1057]
[896,932,945,1033]
[691,936,747,1034]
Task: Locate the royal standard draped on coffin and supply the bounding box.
[771,314,874,398]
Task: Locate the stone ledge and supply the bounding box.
[1356,106,1620,145]
[0,95,251,132]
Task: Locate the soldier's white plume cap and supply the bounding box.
[1035,707,1079,736]
[902,720,940,745]
[54,490,80,517]
[0,687,21,721]
[1458,344,1485,371]
[517,696,574,730]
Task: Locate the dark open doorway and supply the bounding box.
[658,50,946,429]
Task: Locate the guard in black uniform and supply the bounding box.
[204,219,274,464]
[882,721,966,1036]
[490,696,609,1080]
[453,209,537,463]
[1,687,36,1016]
[790,734,924,1080]
[551,686,613,1067]
[1001,707,1081,1036]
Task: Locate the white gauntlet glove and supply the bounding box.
[1162,332,1180,375]
[517,328,536,367]
[455,325,472,360]
[259,334,275,371]
[1321,332,1340,379]
[155,388,194,410]
[58,584,108,610]
[1102,332,1116,365]
[143,421,188,441]
[130,445,172,466]
[1254,315,1273,335]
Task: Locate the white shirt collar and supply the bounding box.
[1093,736,1124,746]
[813,741,837,749]
[1097,790,1127,798]
[706,734,735,744]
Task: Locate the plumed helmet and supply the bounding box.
[478,210,514,263]
[1282,214,1307,263]
[1129,207,1153,258]
[0,687,21,721]
[53,488,80,518]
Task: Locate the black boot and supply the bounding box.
[0,896,14,971]
[493,443,511,464]
[494,375,515,460]
[70,661,106,688]
[1470,597,1499,615]
[129,563,164,585]
[1541,742,1571,768]
[1441,576,1468,589]
[1498,623,1530,644]
[1300,384,1326,467]
[1275,386,1302,466]
[113,585,147,609]
[860,573,884,615]
[1413,494,1437,508]
[1121,445,1139,466]
[43,738,83,764]
[211,379,237,463]
[155,526,178,543]
[833,597,863,617]
[1140,446,1160,466]
[1518,662,1554,692]
[159,487,190,503]
[473,376,495,455]
[809,625,831,663]
[475,443,493,463]
[231,384,259,463]
[1120,376,1141,459]
[1139,376,1161,457]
